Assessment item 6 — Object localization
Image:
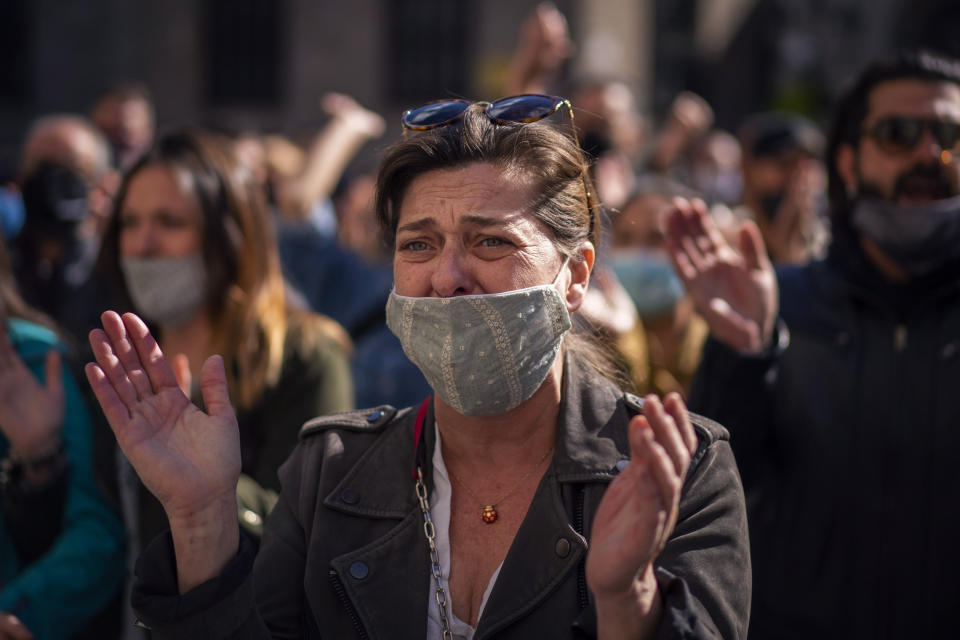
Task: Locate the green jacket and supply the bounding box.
[132,356,750,638]
[0,318,125,639]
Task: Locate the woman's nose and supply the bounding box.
[125,225,159,257]
[430,247,474,297]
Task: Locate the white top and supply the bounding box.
[426,423,504,640]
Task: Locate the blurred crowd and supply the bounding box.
[1,2,959,638]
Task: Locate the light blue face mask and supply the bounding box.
[385,269,572,417]
[609,249,685,318]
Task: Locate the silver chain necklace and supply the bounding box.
[415,466,455,640]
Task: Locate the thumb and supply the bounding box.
[44,350,63,400]
[738,220,772,272]
[198,355,234,420]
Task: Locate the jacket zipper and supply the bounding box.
[573,485,589,610]
[329,570,369,639]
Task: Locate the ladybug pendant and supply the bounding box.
[481,505,498,524]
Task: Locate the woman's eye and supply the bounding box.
[400,240,430,252]
[159,215,188,229]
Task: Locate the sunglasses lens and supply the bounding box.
[874,118,924,152]
[934,122,960,151]
[402,101,470,129]
[487,95,559,123]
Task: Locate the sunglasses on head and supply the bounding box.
[401,94,576,131]
[862,116,960,154]
[400,94,596,233]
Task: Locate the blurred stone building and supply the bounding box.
[0,0,954,177]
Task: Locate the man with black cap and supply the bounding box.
[666,50,960,638]
[735,112,828,265]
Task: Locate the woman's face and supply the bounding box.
[393,162,590,308]
[611,194,670,251]
[119,164,202,258]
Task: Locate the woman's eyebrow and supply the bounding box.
[461,214,514,228]
[396,217,436,234]
[397,214,515,234]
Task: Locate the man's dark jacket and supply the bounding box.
[690,225,960,639]
[130,357,750,639]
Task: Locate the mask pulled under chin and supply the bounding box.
[850,194,960,277]
[385,284,572,417]
[120,253,207,329]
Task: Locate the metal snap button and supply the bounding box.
[555,538,571,558]
[340,488,360,504]
[349,562,369,579]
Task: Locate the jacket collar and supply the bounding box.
[552,352,631,482]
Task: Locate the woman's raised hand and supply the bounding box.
[86,311,241,591]
[665,198,779,353]
[585,394,697,639]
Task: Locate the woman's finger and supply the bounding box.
[671,199,709,272]
[199,355,234,420]
[89,327,140,409]
[688,199,718,257]
[633,422,682,517]
[737,220,772,273]
[665,212,699,282]
[0,613,34,640]
[85,363,132,429]
[643,395,691,477]
[101,311,154,399]
[664,392,697,456]
[122,313,179,393]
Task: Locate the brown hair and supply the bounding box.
[376,105,600,258]
[375,106,628,388]
[99,129,292,409]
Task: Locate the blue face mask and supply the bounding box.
[0,186,25,239]
[609,249,685,318]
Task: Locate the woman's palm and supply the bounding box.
[87,312,240,519]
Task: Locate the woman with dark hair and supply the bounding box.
[96,129,354,543]
[0,233,124,639]
[88,99,749,639]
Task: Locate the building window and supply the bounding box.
[387,0,473,105]
[0,0,30,108]
[204,0,285,107]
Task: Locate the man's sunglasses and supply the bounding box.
[862,116,960,154]
[400,94,596,231]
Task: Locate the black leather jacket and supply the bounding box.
[132,357,750,639]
